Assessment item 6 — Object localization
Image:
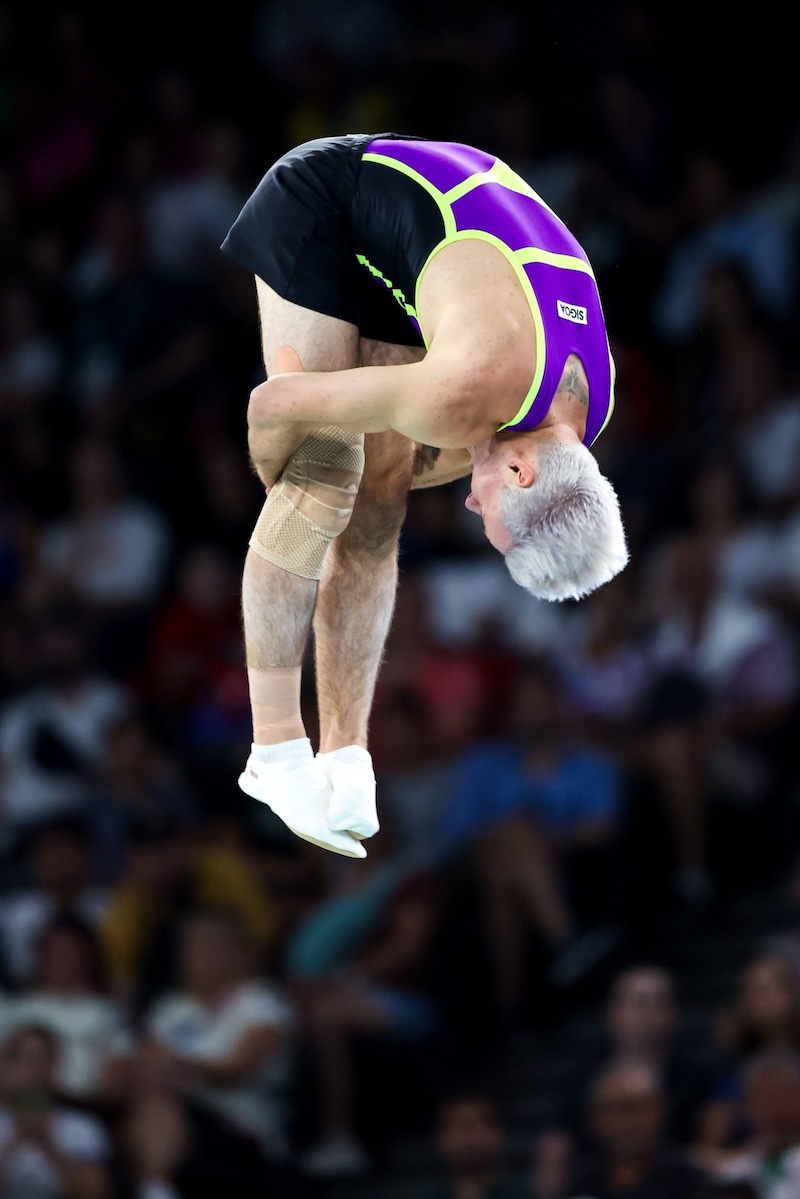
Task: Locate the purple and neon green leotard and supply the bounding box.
[221,134,615,446]
[353,138,615,446]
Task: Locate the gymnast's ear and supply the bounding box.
[508,456,536,488]
[274,345,305,374]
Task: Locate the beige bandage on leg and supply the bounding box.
[249,426,365,580]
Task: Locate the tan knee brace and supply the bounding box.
[249,427,365,579]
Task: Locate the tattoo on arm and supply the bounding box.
[560,362,589,407]
[413,444,442,477]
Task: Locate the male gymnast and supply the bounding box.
[220,133,628,859]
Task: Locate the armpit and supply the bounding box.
[409,445,471,490]
[413,444,442,477]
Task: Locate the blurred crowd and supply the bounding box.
[3,2,800,1197]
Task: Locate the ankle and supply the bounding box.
[318,744,372,765]
[318,735,368,754]
[251,738,313,764]
[252,721,308,744]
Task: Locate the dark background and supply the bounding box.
[2,3,800,1198]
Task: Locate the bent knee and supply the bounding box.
[335,493,408,557]
[332,433,414,555]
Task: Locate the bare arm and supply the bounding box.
[249,346,478,446]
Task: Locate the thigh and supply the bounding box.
[332,339,420,551]
[256,277,360,376]
[358,338,423,497]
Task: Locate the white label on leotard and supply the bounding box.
[557,300,587,324]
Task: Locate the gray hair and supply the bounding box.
[499,439,629,602]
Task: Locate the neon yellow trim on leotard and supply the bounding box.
[444,159,560,217]
[517,246,596,280]
[361,153,457,238]
[360,150,607,433]
[593,346,616,442]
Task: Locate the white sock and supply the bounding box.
[251,738,313,766]
[318,745,378,838]
[318,745,372,766]
[138,1182,181,1199]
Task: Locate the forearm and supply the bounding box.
[249,366,400,434]
[247,357,460,444]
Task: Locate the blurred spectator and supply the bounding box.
[99,812,276,1013]
[252,0,402,96]
[374,689,457,866]
[146,120,252,280]
[125,907,297,1199]
[652,150,799,344]
[421,1091,532,1199]
[642,532,797,899]
[372,575,500,760]
[286,830,439,1177]
[567,1060,712,1198]
[0,279,62,416]
[696,953,800,1164]
[555,573,657,755]
[437,656,623,1013]
[0,916,132,1108]
[0,816,107,986]
[419,553,574,658]
[36,437,170,606]
[0,615,129,841]
[0,1024,111,1198]
[716,1051,800,1198]
[86,714,198,885]
[685,456,783,605]
[7,73,100,216]
[536,965,719,1194]
[67,192,213,450]
[731,353,800,516]
[143,542,243,734]
[35,438,171,674]
[143,68,205,182]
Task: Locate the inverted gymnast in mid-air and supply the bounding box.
[220,133,628,858]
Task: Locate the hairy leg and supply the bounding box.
[315,339,423,752]
[245,280,360,744]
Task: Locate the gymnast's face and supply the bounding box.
[465,436,536,553]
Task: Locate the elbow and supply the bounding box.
[247,380,272,431]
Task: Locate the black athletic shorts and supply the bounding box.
[220,133,430,348]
